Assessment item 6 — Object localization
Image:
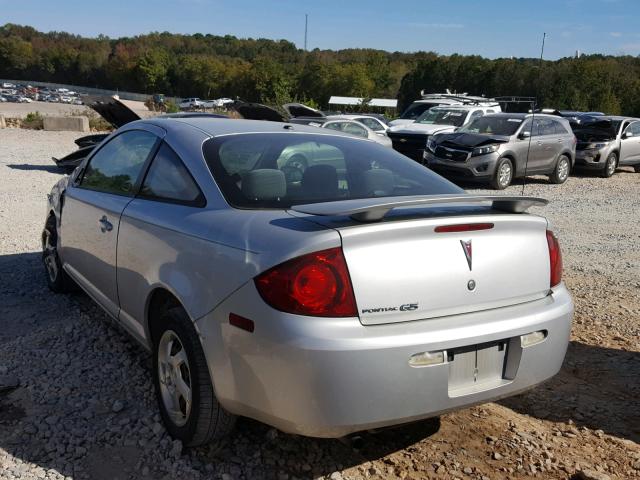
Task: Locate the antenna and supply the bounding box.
[522,32,546,196]
[304,14,308,51]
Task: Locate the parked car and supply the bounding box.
[0,95,6,102]
[179,98,203,109]
[424,113,576,189]
[387,104,501,161]
[326,114,389,133]
[321,119,392,148]
[572,115,640,176]
[390,92,497,128]
[43,116,573,445]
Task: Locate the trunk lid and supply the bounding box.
[292,198,550,325]
[339,213,550,325]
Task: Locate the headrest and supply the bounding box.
[302,164,338,197]
[241,169,286,200]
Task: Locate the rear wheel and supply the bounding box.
[42,218,75,293]
[602,152,617,178]
[633,164,640,173]
[491,158,513,190]
[152,306,235,446]
[550,155,571,184]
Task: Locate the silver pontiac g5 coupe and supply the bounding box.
[43,117,573,446]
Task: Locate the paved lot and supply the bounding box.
[0,128,638,480]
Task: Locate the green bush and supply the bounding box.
[22,111,43,129]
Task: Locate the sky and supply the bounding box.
[3,0,640,59]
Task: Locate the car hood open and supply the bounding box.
[437,132,510,148]
[283,102,325,118]
[572,119,617,140]
[87,96,141,128]
[231,102,287,122]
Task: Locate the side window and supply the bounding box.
[324,122,345,132]
[357,117,383,131]
[342,122,368,138]
[627,121,640,136]
[139,143,205,206]
[470,110,484,121]
[554,120,569,135]
[520,118,533,137]
[531,118,545,137]
[80,130,157,196]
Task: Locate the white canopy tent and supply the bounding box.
[328,96,398,108]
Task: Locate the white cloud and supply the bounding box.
[610,32,622,37]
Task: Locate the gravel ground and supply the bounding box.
[0,128,638,480]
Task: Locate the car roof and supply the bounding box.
[600,115,637,121]
[144,117,356,139]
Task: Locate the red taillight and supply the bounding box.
[546,230,563,287]
[434,223,494,233]
[255,247,357,317]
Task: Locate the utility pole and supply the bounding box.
[304,14,308,51]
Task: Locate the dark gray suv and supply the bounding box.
[424,113,576,189]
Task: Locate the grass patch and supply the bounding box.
[22,111,43,129]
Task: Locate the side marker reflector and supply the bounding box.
[229,313,255,333]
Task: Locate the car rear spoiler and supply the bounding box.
[291,195,548,222]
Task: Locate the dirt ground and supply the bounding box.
[0,129,638,480]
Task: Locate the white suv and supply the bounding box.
[387,104,501,161]
[179,98,203,109]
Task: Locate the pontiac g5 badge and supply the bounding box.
[460,239,472,271]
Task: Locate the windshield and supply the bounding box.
[400,102,440,120]
[203,133,462,209]
[459,116,524,136]
[415,109,467,127]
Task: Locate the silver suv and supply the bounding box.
[573,116,640,177]
[424,113,576,189]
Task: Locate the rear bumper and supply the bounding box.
[196,283,573,438]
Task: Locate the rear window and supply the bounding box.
[203,133,462,209]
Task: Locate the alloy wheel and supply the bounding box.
[606,155,617,177]
[557,158,569,182]
[157,330,193,426]
[43,229,59,283]
[498,162,512,188]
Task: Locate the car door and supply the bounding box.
[117,141,207,341]
[619,121,640,165]
[60,128,161,317]
[529,118,556,172]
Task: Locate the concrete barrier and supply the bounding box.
[43,116,89,132]
[0,114,5,128]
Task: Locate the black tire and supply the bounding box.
[491,157,513,190]
[152,306,235,446]
[601,152,617,178]
[634,164,640,173]
[550,155,571,184]
[42,218,76,293]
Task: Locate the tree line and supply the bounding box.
[2,23,640,116]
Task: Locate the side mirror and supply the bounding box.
[518,131,531,140]
[623,131,633,139]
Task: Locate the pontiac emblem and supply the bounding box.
[460,239,472,271]
[399,138,407,143]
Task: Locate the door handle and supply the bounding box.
[557,138,563,143]
[99,215,113,233]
